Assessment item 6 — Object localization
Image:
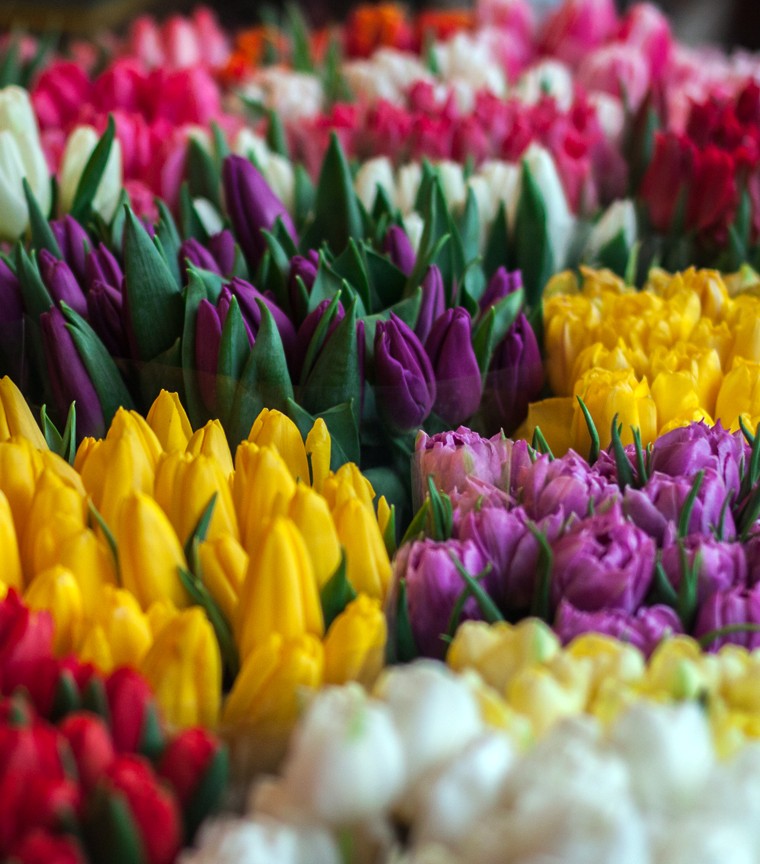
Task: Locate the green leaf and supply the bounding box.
[576,396,600,465]
[87,499,120,584]
[260,228,292,311]
[449,553,502,623]
[22,178,57,253]
[365,246,409,310]
[123,206,184,361]
[528,522,554,621]
[181,271,215,428]
[532,426,554,460]
[596,230,630,278]
[70,114,116,223]
[14,245,52,319]
[182,744,229,842]
[84,789,144,864]
[266,107,290,158]
[227,300,294,443]
[60,302,135,426]
[216,297,251,424]
[286,398,360,468]
[300,132,363,254]
[483,201,510,278]
[320,551,356,629]
[40,401,77,464]
[307,252,344,312]
[471,288,524,375]
[331,239,371,313]
[400,499,430,545]
[186,137,222,210]
[514,159,553,307]
[293,164,315,231]
[697,623,760,649]
[155,200,183,282]
[610,415,634,492]
[389,578,418,663]
[301,291,343,383]
[179,183,210,243]
[286,2,314,73]
[427,476,453,541]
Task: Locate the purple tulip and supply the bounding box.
[694,585,760,651]
[660,536,747,606]
[40,306,104,438]
[178,237,222,283]
[38,249,87,317]
[425,308,482,425]
[226,277,296,361]
[520,449,619,522]
[222,154,297,269]
[555,600,683,657]
[479,267,522,313]
[85,243,124,294]
[449,476,511,526]
[50,215,91,285]
[374,314,436,434]
[592,445,638,483]
[292,298,345,382]
[648,421,747,498]
[459,506,565,613]
[87,280,128,357]
[412,426,512,508]
[383,224,416,276]
[400,537,489,658]
[415,265,445,344]
[195,287,255,412]
[208,230,237,277]
[744,533,760,586]
[483,313,544,434]
[0,259,26,386]
[623,468,735,546]
[550,505,656,614]
[287,251,320,324]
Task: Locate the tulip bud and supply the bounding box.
[58,711,115,791]
[207,230,237,277]
[305,418,331,493]
[116,492,191,610]
[186,419,233,475]
[178,238,222,284]
[0,131,31,239]
[58,125,122,223]
[86,279,129,357]
[146,390,193,453]
[221,632,323,733]
[196,535,247,625]
[50,215,92,286]
[226,277,297,359]
[0,262,25,385]
[287,485,342,589]
[415,265,446,344]
[287,251,319,322]
[0,440,45,529]
[142,607,221,729]
[0,490,22,592]
[293,297,345,381]
[479,267,522,313]
[248,408,309,483]
[383,224,416,276]
[375,313,436,434]
[333,497,392,600]
[323,594,387,687]
[222,154,297,269]
[354,156,396,211]
[101,667,164,758]
[84,243,123,294]
[40,307,105,440]
[24,566,84,656]
[236,517,324,660]
[233,444,296,550]
[425,308,482,425]
[38,249,87,318]
[7,830,86,864]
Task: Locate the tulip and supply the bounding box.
[221,632,323,733]
[543,293,602,397]
[86,279,128,357]
[235,517,324,660]
[287,485,342,589]
[280,685,405,824]
[233,444,296,550]
[0,262,25,385]
[207,230,237,278]
[78,586,152,672]
[90,754,182,864]
[9,829,87,863]
[333,497,392,600]
[354,156,396,211]
[40,307,105,440]
[287,251,320,322]
[178,238,222,283]
[694,585,760,651]
[58,125,123,223]
[115,492,191,610]
[551,506,656,614]
[375,313,436,434]
[539,0,618,66]
[142,607,221,729]
[425,308,482,425]
[0,492,21,592]
[323,595,387,687]
[484,313,544,434]
[305,418,331,494]
[50,216,92,286]
[226,277,297,359]
[58,711,115,791]
[24,566,84,656]
[38,249,87,318]
[186,420,233,476]
[154,451,239,545]
[0,131,32,240]
[248,409,309,483]
[101,666,163,756]
[661,536,747,608]
[400,538,490,658]
[146,390,193,453]
[554,600,682,657]
[293,297,345,381]
[84,243,123,293]
[0,377,46,451]
[415,265,446,344]
[479,267,523,313]
[222,155,297,269]
[196,536,247,625]
[383,224,416,276]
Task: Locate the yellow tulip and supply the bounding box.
[650,344,723,418]
[287,484,341,588]
[25,565,84,656]
[651,370,703,432]
[79,585,153,671]
[321,462,375,513]
[197,535,248,624]
[571,340,636,388]
[0,490,22,591]
[377,495,392,541]
[235,516,323,659]
[233,443,296,550]
[186,420,234,477]
[248,409,309,483]
[0,438,45,528]
[305,418,331,492]
[571,367,658,451]
[141,606,221,728]
[115,492,190,610]
[514,396,575,457]
[21,472,87,580]
[0,376,47,449]
[77,408,162,527]
[145,390,193,452]
[332,497,392,600]
[154,451,239,545]
[689,318,734,370]
[660,268,730,322]
[77,625,117,673]
[146,598,180,637]
[323,594,387,687]
[715,361,760,431]
[41,528,116,615]
[730,295,760,364]
[221,632,323,734]
[543,293,601,396]
[565,633,645,701]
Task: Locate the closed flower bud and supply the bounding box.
[233,444,296,550]
[146,390,193,453]
[323,594,387,687]
[84,242,123,293]
[333,497,392,600]
[38,249,87,318]
[305,418,331,494]
[58,711,115,792]
[50,215,91,285]
[142,607,221,729]
[415,265,446,344]
[425,308,482,425]
[116,492,191,610]
[0,490,22,592]
[79,586,153,672]
[186,420,233,476]
[197,536,248,625]
[383,224,416,276]
[59,125,122,223]
[10,828,86,863]
[375,313,436,434]
[287,485,342,589]
[0,377,47,450]
[86,279,128,357]
[24,565,84,656]
[235,517,323,660]
[248,409,309,483]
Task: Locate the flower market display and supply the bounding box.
[4,0,760,860]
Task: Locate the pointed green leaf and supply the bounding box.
[514,159,553,307]
[70,114,116,223]
[320,551,355,628]
[187,137,222,209]
[23,178,57,253]
[216,296,251,424]
[15,245,52,319]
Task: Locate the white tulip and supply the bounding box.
[0,132,32,240]
[435,161,466,214]
[589,92,626,142]
[515,59,574,111]
[653,818,754,864]
[465,176,497,228]
[0,85,50,216]
[476,160,520,230]
[58,125,123,223]
[242,68,323,121]
[583,199,637,263]
[396,163,423,216]
[265,154,295,213]
[403,212,425,253]
[280,684,406,824]
[193,197,224,235]
[233,128,272,167]
[354,157,397,212]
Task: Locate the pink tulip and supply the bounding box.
[617,3,673,81]
[539,0,619,68]
[577,43,652,113]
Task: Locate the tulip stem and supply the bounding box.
[697,623,760,649]
[576,396,599,465]
[87,500,120,586]
[448,555,501,626]
[678,470,704,539]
